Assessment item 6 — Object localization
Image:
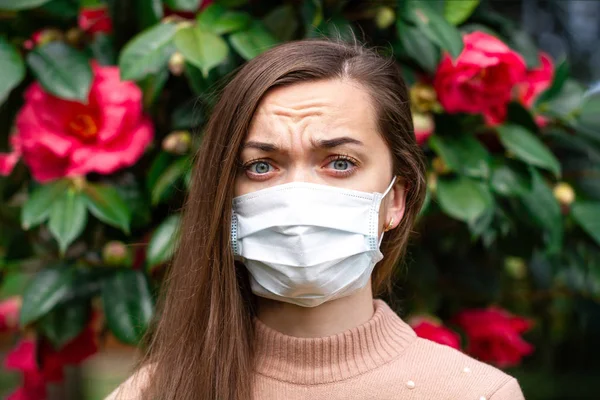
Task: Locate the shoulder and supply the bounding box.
[103,364,155,400]
[401,337,525,400]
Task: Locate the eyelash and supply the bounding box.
[242,154,360,179]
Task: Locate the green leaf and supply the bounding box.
[520,168,562,253]
[82,183,131,234]
[396,21,439,73]
[444,0,479,25]
[137,0,163,28]
[48,189,88,255]
[215,0,247,6]
[0,0,51,10]
[577,86,600,137]
[174,24,229,77]
[572,202,600,246]
[429,134,490,178]
[90,33,117,66]
[39,301,89,349]
[21,179,70,230]
[151,157,191,205]
[543,79,584,120]
[0,36,25,104]
[147,214,181,269]
[26,42,92,102]
[507,30,538,69]
[229,21,278,61]
[405,0,464,58]
[436,176,492,223]
[506,102,538,134]
[19,267,75,326]
[102,269,154,345]
[139,68,169,108]
[118,22,177,81]
[497,124,560,177]
[264,4,298,42]
[535,58,569,106]
[164,0,199,11]
[198,4,251,35]
[490,158,531,197]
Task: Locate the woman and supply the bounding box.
[106,39,525,400]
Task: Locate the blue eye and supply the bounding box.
[328,159,352,170]
[248,161,272,174]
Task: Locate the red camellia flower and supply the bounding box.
[453,307,534,367]
[4,312,99,400]
[515,52,554,127]
[4,339,47,400]
[0,296,21,332]
[409,316,461,350]
[78,6,113,35]
[434,32,526,126]
[0,64,153,182]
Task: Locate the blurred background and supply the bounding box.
[1,0,599,399]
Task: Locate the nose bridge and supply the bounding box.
[285,121,319,184]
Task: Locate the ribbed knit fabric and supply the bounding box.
[105,299,525,400]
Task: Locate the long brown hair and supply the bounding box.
[129,38,426,400]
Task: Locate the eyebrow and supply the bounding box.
[313,136,364,149]
[242,141,279,152]
[241,136,363,152]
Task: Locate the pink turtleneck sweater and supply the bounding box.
[105,300,525,399]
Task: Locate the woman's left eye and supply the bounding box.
[326,158,355,171]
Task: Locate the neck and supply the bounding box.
[255,281,375,337]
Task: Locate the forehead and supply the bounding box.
[248,79,378,136]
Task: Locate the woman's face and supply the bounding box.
[235,79,406,233]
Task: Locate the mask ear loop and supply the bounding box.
[378,176,397,246]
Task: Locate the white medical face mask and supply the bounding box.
[231,177,396,307]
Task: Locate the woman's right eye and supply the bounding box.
[247,161,272,174]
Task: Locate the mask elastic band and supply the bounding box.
[378,176,397,246]
[382,176,397,199]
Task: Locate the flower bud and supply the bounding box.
[553,182,575,206]
[0,297,21,332]
[102,240,130,267]
[427,172,437,194]
[169,52,186,76]
[24,29,63,50]
[162,130,192,155]
[410,82,440,113]
[504,257,527,279]
[432,157,450,175]
[375,7,395,29]
[65,27,84,47]
[412,112,434,146]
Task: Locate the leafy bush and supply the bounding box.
[1,0,599,398]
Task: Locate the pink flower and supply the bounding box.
[515,52,554,127]
[453,307,534,367]
[4,339,47,400]
[412,112,434,146]
[434,32,526,126]
[0,135,21,176]
[78,6,112,35]
[8,63,153,182]
[4,312,99,400]
[409,316,461,350]
[0,296,21,332]
[516,52,554,108]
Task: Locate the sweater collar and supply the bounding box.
[253,299,417,385]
